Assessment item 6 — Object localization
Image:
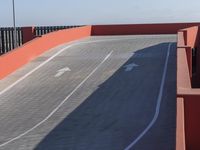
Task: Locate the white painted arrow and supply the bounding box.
[124,63,139,72]
[54,67,71,77]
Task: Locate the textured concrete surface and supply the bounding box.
[0,35,176,150]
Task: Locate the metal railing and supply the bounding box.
[0,27,23,55]
[0,25,82,55]
[34,26,81,36]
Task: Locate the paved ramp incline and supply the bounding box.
[0,35,176,150]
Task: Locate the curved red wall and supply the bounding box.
[0,26,91,79]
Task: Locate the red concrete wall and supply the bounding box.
[180,27,197,78]
[180,26,199,47]
[176,97,186,150]
[176,31,189,150]
[178,26,200,85]
[177,32,192,91]
[92,23,200,35]
[22,27,35,44]
[177,47,191,92]
[177,26,200,150]
[180,26,200,87]
[0,26,92,79]
[181,94,200,150]
[186,27,199,47]
[192,28,200,86]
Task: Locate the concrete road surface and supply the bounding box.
[0,35,177,150]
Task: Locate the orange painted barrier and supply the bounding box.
[180,27,199,47]
[92,23,200,35]
[0,26,92,79]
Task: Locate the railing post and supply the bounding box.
[22,27,35,44]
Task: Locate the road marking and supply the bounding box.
[124,63,139,72]
[54,67,71,78]
[0,37,138,97]
[0,50,113,147]
[124,43,172,150]
[0,36,171,147]
[0,45,73,96]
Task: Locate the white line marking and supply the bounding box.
[0,36,167,147]
[0,38,123,96]
[0,45,72,96]
[124,43,172,150]
[0,37,138,97]
[0,50,113,147]
[54,67,71,78]
[76,37,142,45]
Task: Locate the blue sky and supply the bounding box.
[0,0,200,27]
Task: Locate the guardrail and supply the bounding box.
[34,26,81,36]
[0,25,82,55]
[0,27,23,55]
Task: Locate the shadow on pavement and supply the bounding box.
[34,43,176,150]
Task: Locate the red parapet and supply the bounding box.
[177,47,191,92]
[91,23,200,35]
[22,27,35,44]
[176,97,186,150]
[178,26,200,86]
[0,26,92,79]
[183,94,200,150]
[177,25,200,150]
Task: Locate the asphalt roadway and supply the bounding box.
[0,35,177,150]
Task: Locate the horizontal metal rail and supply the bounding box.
[0,25,82,55]
[34,25,81,36]
[0,27,23,55]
